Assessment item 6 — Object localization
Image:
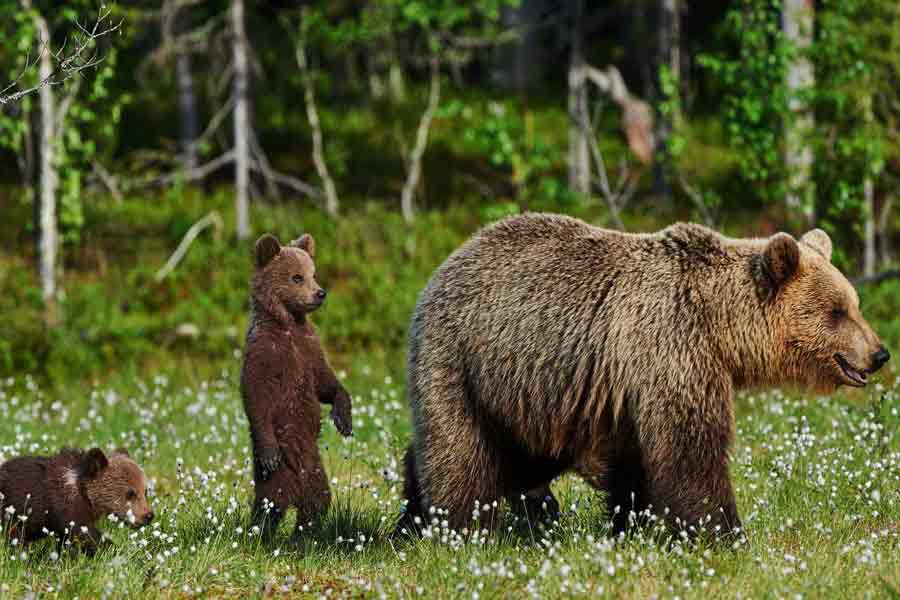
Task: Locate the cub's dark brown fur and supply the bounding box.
[242,233,352,540]
[0,447,152,554]
[399,213,888,539]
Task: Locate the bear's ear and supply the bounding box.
[800,228,832,262]
[754,233,800,301]
[82,448,109,479]
[113,447,130,457]
[290,233,315,258]
[255,234,282,268]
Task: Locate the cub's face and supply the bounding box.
[253,233,327,317]
[757,229,889,392]
[82,448,153,528]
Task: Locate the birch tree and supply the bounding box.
[783,0,815,224]
[1,2,121,325]
[567,0,590,197]
[231,0,250,240]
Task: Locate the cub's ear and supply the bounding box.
[754,233,800,301]
[255,234,282,268]
[290,233,315,258]
[113,447,130,457]
[82,448,109,479]
[800,228,832,262]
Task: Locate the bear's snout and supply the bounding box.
[144,510,154,524]
[871,347,891,372]
[316,288,327,300]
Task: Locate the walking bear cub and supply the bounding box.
[399,213,889,540]
[0,447,152,554]
[242,233,352,540]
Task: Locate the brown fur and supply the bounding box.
[0,447,151,554]
[399,213,888,539]
[242,233,352,540]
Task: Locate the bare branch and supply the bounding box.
[156,211,224,281]
[1,4,123,106]
[677,174,716,227]
[852,269,900,286]
[133,150,236,188]
[92,160,123,204]
[247,159,321,200]
[297,11,338,216]
[248,127,281,200]
[400,53,441,224]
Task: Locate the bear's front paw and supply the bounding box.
[331,394,352,437]
[256,447,282,480]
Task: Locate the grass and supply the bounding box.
[1,194,899,597]
[0,363,898,598]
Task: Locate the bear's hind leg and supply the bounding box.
[252,471,291,542]
[291,448,331,542]
[507,484,561,528]
[394,445,425,537]
[604,453,651,535]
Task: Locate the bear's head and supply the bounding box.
[252,233,326,325]
[753,229,890,392]
[81,448,153,528]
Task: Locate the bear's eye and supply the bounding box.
[126,490,136,500]
[292,274,304,284]
[831,307,847,320]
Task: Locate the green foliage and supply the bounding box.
[0,2,127,244]
[453,100,574,212]
[0,192,485,382]
[697,0,793,205]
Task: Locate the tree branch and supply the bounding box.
[400,53,441,224]
[155,211,223,281]
[2,5,123,106]
[852,269,900,286]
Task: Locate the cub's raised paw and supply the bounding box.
[332,407,352,437]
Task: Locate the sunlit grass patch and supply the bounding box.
[0,368,898,597]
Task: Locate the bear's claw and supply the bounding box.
[331,407,352,437]
[256,447,282,480]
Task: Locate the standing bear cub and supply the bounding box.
[0,447,152,554]
[399,213,889,539]
[242,233,352,540]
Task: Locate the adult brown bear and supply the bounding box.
[398,213,889,538]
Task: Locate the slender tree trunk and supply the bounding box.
[864,178,876,277]
[400,54,440,224]
[232,0,250,240]
[387,38,406,103]
[654,0,679,206]
[783,0,815,225]
[864,92,877,277]
[32,8,60,325]
[175,17,199,171]
[567,0,590,197]
[298,13,338,217]
[878,195,893,265]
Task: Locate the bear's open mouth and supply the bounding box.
[834,353,868,387]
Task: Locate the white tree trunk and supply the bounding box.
[864,177,876,277]
[878,196,893,265]
[297,19,338,217]
[176,47,198,170]
[34,8,59,323]
[232,0,250,240]
[400,54,440,224]
[567,0,590,197]
[783,0,815,224]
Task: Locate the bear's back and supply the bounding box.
[408,213,734,454]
